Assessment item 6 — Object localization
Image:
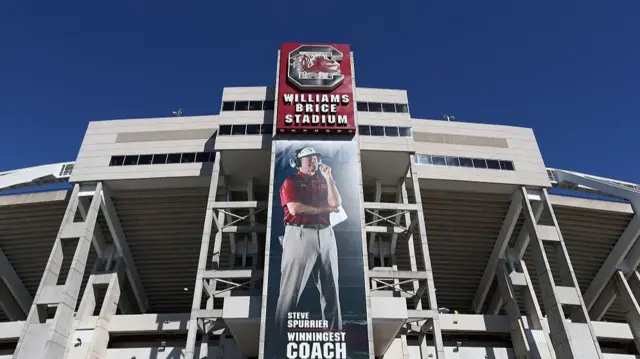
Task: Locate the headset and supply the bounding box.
[289,148,323,168]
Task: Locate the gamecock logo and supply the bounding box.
[287,45,345,91]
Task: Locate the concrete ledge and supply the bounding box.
[0,190,69,206]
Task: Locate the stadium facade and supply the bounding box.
[0,43,639,359]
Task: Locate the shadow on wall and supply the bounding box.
[148,314,189,359]
[199,133,218,177]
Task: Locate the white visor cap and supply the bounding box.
[297,147,321,158]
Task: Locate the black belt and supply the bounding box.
[285,223,329,230]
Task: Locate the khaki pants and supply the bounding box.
[275,225,342,331]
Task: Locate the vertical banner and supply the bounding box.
[264,140,370,359]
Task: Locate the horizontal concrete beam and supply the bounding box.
[202,269,262,279]
[369,270,429,280]
[210,201,266,209]
[363,202,418,211]
[366,226,405,234]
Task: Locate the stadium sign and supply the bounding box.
[276,44,356,134]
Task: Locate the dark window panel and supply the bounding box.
[382,103,396,112]
[234,101,249,111]
[167,154,182,164]
[138,155,153,165]
[248,101,263,111]
[500,160,515,171]
[110,156,125,166]
[373,256,382,267]
[123,155,139,166]
[356,102,368,111]
[261,125,273,134]
[459,157,474,168]
[358,125,371,136]
[473,158,487,169]
[399,127,412,137]
[152,154,168,164]
[246,124,261,135]
[196,152,210,163]
[208,152,216,163]
[486,159,501,170]
[263,101,274,110]
[234,256,243,268]
[395,104,409,113]
[181,153,196,163]
[231,125,246,135]
[416,154,431,165]
[368,102,383,112]
[222,102,235,111]
[431,156,446,166]
[219,125,232,135]
[384,126,399,137]
[245,256,253,267]
[445,156,460,167]
[370,126,384,136]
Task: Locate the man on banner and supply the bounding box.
[275,146,344,331]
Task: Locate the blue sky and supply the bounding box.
[1,1,638,184]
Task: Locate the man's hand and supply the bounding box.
[318,205,340,214]
[319,164,333,181]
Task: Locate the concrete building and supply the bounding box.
[0,46,639,359]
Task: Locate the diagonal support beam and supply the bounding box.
[0,248,32,318]
[472,190,522,313]
[612,270,640,352]
[584,214,640,312]
[100,184,149,313]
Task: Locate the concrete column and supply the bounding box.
[496,260,531,359]
[612,270,640,352]
[185,152,222,359]
[13,183,102,359]
[523,187,603,359]
[408,155,445,359]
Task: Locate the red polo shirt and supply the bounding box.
[280,171,330,225]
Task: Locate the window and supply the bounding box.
[152,154,167,164]
[370,126,385,136]
[368,102,383,112]
[234,101,249,111]
[399,127,412,137]
[234,255,244,268]
[110,156,125,166]
[417,154,515,172]
[219,125,232,135]
[384,126,399,137]
[123,155,139,166]
[356,101,410,114]
[416,154,431,165]
[138,154,153,165]
[222,102,234,111]
[382,103,396,113]
[167,154,182,164]
[396,104,409,113]
[111,152,215,167]
[231,124,246,135]
[459,157,473,168]
[248,101,262,111]
[486,159,501,170]
[246,124,261,135]
[261,125,273,134]
[245,255,254,268]
[500,160,515,171]
[263,101,274,110]
[445,156,459,167]
[358,125,370,136]
[196,152,210,163]
[181,153,196,163]
[431,156,446,166]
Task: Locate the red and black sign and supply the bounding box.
[276,43,355,134]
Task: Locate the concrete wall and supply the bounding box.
[411,119,550,188]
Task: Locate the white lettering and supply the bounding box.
[295,103,304,113]
[337,115,348,125]
[321,94,329,103]
[305,103,314,113]
[341,94,350,104]
[321,104,330,113]
[283,94,295,104]
[331,94,341,103]
[284,114,293,124]
[286,343,347,359]
[330,104,338,113]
